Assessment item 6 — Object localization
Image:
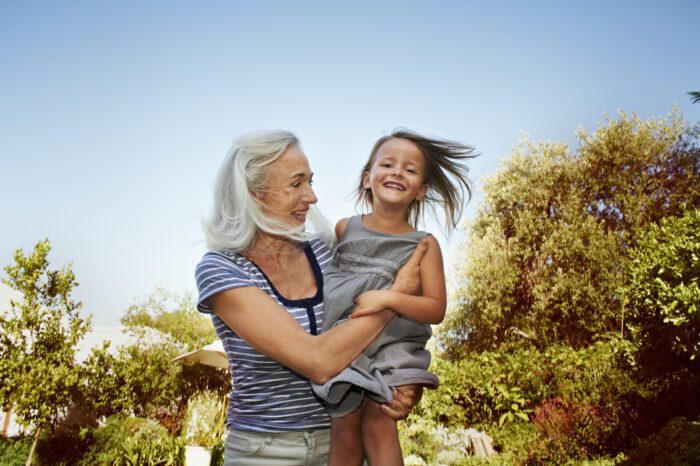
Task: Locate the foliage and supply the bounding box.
[0,436,31,466]
[210,439,225,466]
[440,110,700,355]
[121,287,216,352]
[77,338,183,420]
[76,289,229,427]
[414,338,636,430]
[34,410,96,466]
[527,397,639,463]
[78,416,184,466]
[182,392,226,447]
[621,416,700,465]
[400,419,502,466]
[400,339,642,463]
[0,239,91,463]
[621,209,700,371]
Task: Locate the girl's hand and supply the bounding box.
[351,290,393,318]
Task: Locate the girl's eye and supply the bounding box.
[407,169,417,174]
[381,163,392,168]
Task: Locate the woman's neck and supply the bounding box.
[244,233,305,264]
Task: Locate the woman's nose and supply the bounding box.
[303,185,318,204]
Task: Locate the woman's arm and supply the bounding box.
[352,235,447,324]
[208,239,428,385]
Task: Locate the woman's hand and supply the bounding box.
[380,384,424,420]
[392,238,428,295]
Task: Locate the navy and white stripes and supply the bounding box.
[195,238,333,432]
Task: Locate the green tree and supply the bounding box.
[440,110,700,356]
[120,287,215,351]
[621,209,700,371]
[0,240,90,465]
[76,289,228,428]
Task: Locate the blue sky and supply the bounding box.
[1,1,699,325]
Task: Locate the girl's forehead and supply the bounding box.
[375,138,424,164]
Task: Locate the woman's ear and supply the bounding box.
[251,189,265,201]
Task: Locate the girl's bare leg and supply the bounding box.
[361,398,404,466]
[329,409,365,466]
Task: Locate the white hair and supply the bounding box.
[203,130,335,252]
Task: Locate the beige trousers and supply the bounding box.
[223,428,331,466]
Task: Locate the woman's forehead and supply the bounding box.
[266,146,312,180]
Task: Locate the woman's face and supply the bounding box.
[256,145,317,227]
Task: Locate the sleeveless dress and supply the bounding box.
[311,216,439,417]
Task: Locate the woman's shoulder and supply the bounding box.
[308,237,334,264]
[196,249,253,279]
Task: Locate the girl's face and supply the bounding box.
[255,145,317,226]
[363,138,428,208]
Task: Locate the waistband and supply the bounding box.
[229,428,330,440]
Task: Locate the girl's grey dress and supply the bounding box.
[312,216,439,417]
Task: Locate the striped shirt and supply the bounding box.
[195,238,333,432]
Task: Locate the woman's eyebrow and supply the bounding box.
[288,172,310,180]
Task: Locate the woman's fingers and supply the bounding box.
[406,238,429,268]
[380,384,424,420]
[393,238,429,296]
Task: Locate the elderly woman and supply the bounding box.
[195,130,427,465]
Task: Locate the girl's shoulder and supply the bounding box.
[334,217,353,242]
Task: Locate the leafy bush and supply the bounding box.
[621,209,700,371]
[415,338,636,430]
[182,392,226,447]
[210,438,225,466]
[79,416,183,466]
[402,339,642,462]
[622,416,700,465]
[35,424,94,465]
[528,396,639,463]
[0,436,31,466]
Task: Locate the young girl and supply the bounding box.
[312,129,475,465]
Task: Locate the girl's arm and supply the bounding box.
[207,238,428,386]
[352,235,446,325]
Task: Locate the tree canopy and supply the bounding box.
[0,239,90,463]
[439,110,700,357]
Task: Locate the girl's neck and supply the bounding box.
[364,204,415,235]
